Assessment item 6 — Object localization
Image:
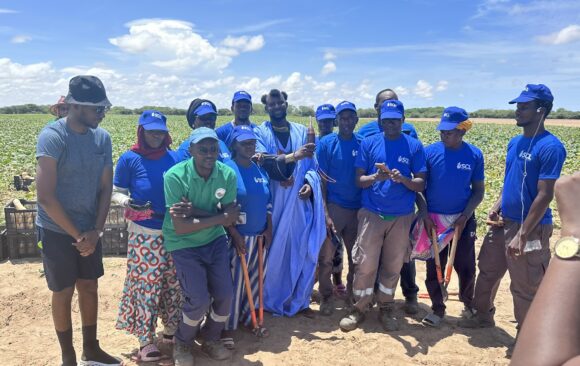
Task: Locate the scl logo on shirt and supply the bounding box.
[254,177,265,183]
[519,151,532,161]
[397,156,410,165]
[352,149,358,157]
[456,162,472,170]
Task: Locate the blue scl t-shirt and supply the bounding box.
[317,133,362,209]
[216,121,257,146]
[425,141,485,214]
[502,131,566,224]
[355,133,426,216]
[225,160,271,236]
[35,118,113,234]
[176,138,231,163]
[358,120,420,141]
[114,150,180,230]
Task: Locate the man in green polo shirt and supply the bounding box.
[162,127,240,365]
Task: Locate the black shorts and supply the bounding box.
[38,226,104,292]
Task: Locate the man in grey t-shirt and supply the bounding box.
[36,75,120,366]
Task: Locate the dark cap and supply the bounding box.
[64,75,112,107]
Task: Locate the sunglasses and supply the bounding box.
[91,106,109,114]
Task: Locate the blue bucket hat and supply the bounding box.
[315,104,336,120]
[437,107,469,131]
[232,90,252,103]
[139,110,168,131]
[188,127,219,145]
[194,101,217,116]
[336,101,357,115]
[509,84,554,104]
[230,125,257,142]
[380,100,404,120]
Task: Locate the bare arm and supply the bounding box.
[356,168,389,189]
[511,173,580,366]
[461,180,485,219]
[36,156,82,240]
[391,170,426,192]
[94,167,113,232]
[520,179,556,238]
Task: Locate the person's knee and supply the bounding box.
[53,286,75,301]
[76,279,98,295]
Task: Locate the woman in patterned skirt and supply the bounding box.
[112,110,182,362]
[222,125,273,348]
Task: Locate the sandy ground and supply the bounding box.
[2,231,559,366]
[406,118,579,127]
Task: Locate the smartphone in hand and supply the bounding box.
[374,162,391,174]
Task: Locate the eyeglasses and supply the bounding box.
[89,106,110,114]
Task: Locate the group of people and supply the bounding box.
[35,75,570,366]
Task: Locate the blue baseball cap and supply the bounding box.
[380,100,404,120]
[230,125,257,142]
[232,90,252,103]
[437,107,469,131]
[336,101,357,115]
[188,127,219,145]
[509,84,554,104]
[315,104,336,120]
[194,101,217,116]
[139,110,168,131]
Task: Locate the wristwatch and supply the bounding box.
[554,236,579,259]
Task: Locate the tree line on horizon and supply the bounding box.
[1,103,580,119]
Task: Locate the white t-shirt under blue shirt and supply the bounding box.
[225,160,271,236]
[114,150,180,230]
[355,133,426,216]
[425,141,485,215]
[501,131,566,225]
[317,133,362,210]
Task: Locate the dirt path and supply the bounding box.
[407,118,579,127]
[1,232,554,366]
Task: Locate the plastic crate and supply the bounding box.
[4,200,127,234]
[4,200,37,235]
[7,232,40,259]
[0,230,8,261]
[101,228,128,255]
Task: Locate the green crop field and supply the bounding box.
[1,114,579,236]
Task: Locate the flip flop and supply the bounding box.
[138,343,163,362]
[422,313,444,328]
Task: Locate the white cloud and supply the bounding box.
[11,35,31,44]
[228,19,292,34]
[323,52,336,61]
[0,58,53,79]
[109,19,264,72]
[537,24,580,45]
[321,61,336,75]
[394,86,409,96]
[435,80,449,92]
[220,35,265,53]
[414,80,434,99]
[0,8,18,14]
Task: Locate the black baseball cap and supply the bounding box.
[64,75,112,107]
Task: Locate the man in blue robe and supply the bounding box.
[253,89,326,317]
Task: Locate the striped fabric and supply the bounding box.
[226,235,267,330]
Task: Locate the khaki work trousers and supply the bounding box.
[351,208,414,312]
[473,219,552,327]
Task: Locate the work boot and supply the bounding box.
[339,308,365,331]
[379,305,400,331]
[201,340,232,361]
[173,341,194,366]
[319,297,334,316]
[403,296,419,315]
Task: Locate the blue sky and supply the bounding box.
[1,0,580,111]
